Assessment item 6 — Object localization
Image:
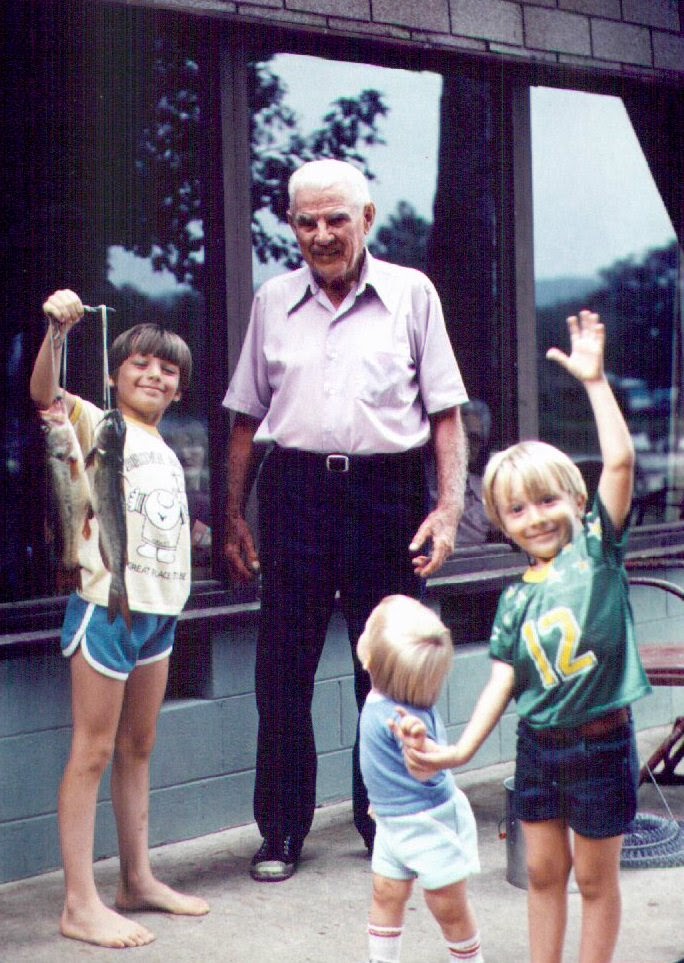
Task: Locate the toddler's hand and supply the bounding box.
[388,707,440,782]
[388,706,427,750]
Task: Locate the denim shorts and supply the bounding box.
[61,593,177,680]
[372,790,481,891]
[514,716,639,839]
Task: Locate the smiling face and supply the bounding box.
[288,185,375,306]
[494,474,585,564]
[112,353,182,427]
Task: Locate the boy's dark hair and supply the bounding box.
[108,324,192,392]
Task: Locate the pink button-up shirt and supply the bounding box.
[223,251,468,455]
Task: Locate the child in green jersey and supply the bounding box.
[392,311,651,963]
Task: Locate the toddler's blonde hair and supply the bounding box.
[482,440,587,531]
[358,595,453,709]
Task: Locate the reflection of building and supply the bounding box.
[1,2,682,884]
[160,416,212,576]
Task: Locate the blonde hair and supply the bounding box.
[358,595,453,709]
[482,440,587,530]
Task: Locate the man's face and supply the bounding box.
[288,185,375,303]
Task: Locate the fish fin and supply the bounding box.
[82,515,92,540]
[108,580,132,632]
[107,575,131,632]
[99,533,111,572]
[122,594,132,632]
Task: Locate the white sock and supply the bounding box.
[446,930,484,962]
[368,922,403,962]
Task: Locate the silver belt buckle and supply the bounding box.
[326,453,350,473]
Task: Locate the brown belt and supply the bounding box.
[531,707,631,747]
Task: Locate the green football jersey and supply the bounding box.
[489,495,652,729]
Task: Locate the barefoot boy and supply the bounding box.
[31,289,209,948]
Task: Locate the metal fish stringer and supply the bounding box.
[82,304,116,410]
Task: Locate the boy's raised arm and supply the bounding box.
[30,289,85,411]
[546,310,635,531]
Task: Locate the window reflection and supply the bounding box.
[160,415,211,580]
[247,49,504,466]
[532,87,680,525]
[0,3,211,603]
[249,53,442,288]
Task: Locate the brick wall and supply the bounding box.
[135,0,684,80]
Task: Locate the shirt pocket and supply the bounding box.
[357,349,416,409]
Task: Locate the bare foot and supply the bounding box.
[60,900,156,948]
[116,878,210,917]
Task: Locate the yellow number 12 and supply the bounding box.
[521,607,597,689]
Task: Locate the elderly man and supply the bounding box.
[222,159,468,882]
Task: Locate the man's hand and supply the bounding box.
[223,515,260,583]
[409,505,457,578]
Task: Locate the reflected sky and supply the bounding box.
[109,57,677,296]
[531,87,675,281]
[267,53,442,229]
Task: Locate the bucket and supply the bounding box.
[503,776,579,892]
[503,776,528,889]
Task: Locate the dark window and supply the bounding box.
[0,1,218,602]
[245,43,510,454]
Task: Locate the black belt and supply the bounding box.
[272,445,424,475]
[526,708,632,747]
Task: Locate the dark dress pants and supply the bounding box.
[253,446,426,847]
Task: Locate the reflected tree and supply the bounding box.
[131,54,390,279]
[249,59,388,270]
[425,74,502,415]
[537,240,680,453]
[369,201,430,271]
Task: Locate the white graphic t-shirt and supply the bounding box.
[71,397,191,616]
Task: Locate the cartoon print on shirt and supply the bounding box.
[127,469,188,564]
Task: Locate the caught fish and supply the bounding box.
[87,409,131,630]
[39,397,91,571]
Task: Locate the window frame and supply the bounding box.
[2,10,683,638]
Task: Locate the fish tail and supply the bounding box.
[108,576,132,632]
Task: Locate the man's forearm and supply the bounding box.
[225,414,261,520]
[431,406,467,520]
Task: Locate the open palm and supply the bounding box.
[546,310,605,383]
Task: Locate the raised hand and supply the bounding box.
[42,289,85,343]
[545,310,605,384]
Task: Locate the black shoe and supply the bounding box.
[249,836,301,882]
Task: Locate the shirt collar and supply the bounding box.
[286,249,395,316]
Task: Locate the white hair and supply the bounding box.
[288,159,372,210]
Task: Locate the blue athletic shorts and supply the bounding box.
[371,790,481,891]
[61,593,177,680]
[514,717,639,839]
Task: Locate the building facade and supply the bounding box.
[1,0,683,882]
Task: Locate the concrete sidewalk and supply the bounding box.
[2,726,683,962]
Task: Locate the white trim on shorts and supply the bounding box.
[62,598,173,681]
